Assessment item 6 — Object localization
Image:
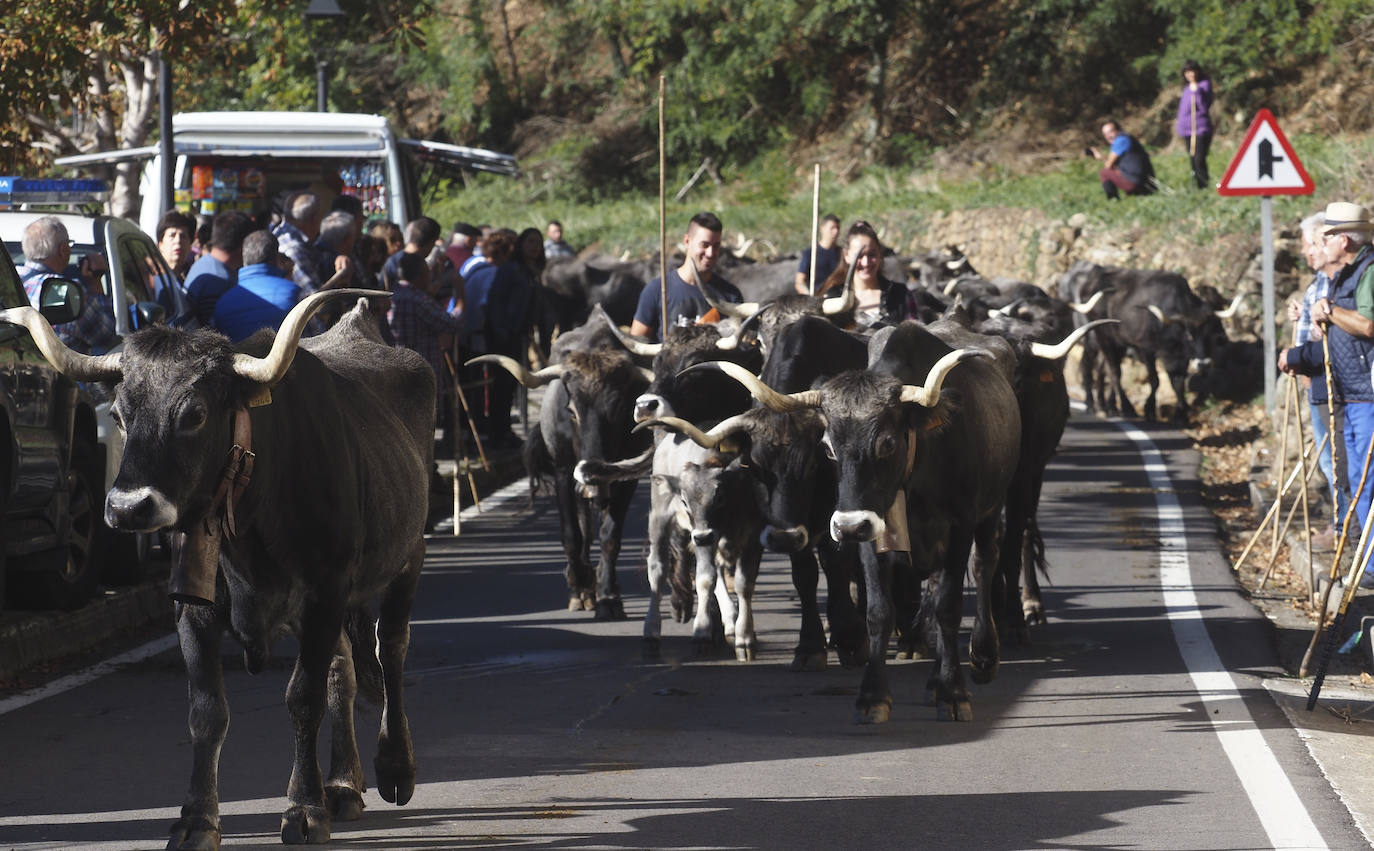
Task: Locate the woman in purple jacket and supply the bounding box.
[1176,60,1214,189]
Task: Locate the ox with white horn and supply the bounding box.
[897,348,993,407]
[1214,292,1244,319]
[1068,290,1106,314]
[690,256,759,320]
[632,413,752,451]
[1028,319,1120,360]
[820,254,857,316]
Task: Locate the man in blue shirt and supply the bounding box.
[630,212,743,342]
[212,230,300,343]
[1090,120,1155,200]
[186,211,251,326]
[795,213,841,294]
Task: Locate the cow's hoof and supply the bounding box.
[969,649,999,684]
[642,637,661,661]
[280,805,331,845]
[326,785,365,821]
[735,643,756,662]
[594,597,626,621]
[937,699,974,722]
[567,594,584,611]
[854,699,892,725]
[375,742,416,806]
[790,648,827,672]
[1023,600,1046,626]
[833,643,868,668]
[168,816,220,851]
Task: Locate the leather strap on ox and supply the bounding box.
[169,408,255,606]
[874,426,918,555]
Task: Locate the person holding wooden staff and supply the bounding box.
[1175,59,1213,189]
[630,211,743,342]
[1281,202,1374,584]
[794,213,842,295]
[1283,211,1353,549]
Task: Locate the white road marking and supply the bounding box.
[1107,412,1327,850]
[0,633,178,717]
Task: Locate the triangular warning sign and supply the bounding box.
[1217,109,1314,196]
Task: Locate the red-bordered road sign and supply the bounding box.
[1217,109,1314,196]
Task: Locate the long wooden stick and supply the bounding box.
[444,351,489,473]
[809,164,820,295]
[658,73,668,339]
[1293,334,1313,591]
[1300,423,1374,677]
[1232,433,1325,572]
[1271,369,1294,557]
[1257,432,1319,587]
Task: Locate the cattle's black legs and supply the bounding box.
[995,472,1033,647]
[788,549,826,671]
[1142,350,1161,420]
[1021,477,1049,626]
[374,543,422,808]
[968,517,1002,686]
[281,599,345,845]
[1165,366,1190,422]
[554,474,594,610]
[593,481,634,620]
[928,528,976,721]
[169,604,228,851]
[1101,344,1135,417]
[324,633,366,822]
[1079,341,1098,414]
[854,542,894,724]
[821,545,867,667]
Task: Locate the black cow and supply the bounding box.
[540,254,652,338]
[717,322,1022,723]
[1059,261,1238,420]
[476,308,653,619]
[5,292,431,849]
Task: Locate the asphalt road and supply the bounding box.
[0,414,1369,850]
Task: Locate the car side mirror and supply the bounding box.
[38,277,85,326]
[133,301,166,329]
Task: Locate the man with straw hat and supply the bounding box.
[1291,202,1374,584]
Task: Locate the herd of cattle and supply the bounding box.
[0,247,1254,849]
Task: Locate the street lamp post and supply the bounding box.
[304,0,345,112]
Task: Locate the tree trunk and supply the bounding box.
[863,40,888,153]
[493,0,522,102]
[110,47,159,220]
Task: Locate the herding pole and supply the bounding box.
[809,164,820,295]
[658,74,669,339]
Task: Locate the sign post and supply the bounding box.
[1218,109,1315,413]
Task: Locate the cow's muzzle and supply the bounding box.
[761,524,809,552]
[105,486,178,532]
[830,510,884,543]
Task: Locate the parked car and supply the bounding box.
[0,242,104,609]
[0,206,185,588]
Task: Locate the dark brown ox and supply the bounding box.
[716,322,1022,723]
[1,291,432,850]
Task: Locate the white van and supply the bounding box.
[54,111,518,233]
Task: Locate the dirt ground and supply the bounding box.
[1187,398,1374,698]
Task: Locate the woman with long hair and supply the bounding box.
[819,221,915,328]
[1176,59,1214,189]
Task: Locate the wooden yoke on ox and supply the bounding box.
[169,406,257,606]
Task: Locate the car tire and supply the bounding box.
[13,440,103,610]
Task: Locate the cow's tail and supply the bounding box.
[523,423,554,509]
[1026,516,1050,581]
[346,607,386,706]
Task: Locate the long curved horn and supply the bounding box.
[637,366,656,383]
[821,255,858,316]
[682,360,821,412]
[1215,293,1244,319]
[898,347,992,407]
[1029,319,1120,360]
[943,277,963,297]
[632,413,752,449]
[467,353,567,388]
[1069,290,1105,314]
[990,298,1024,318]
[231,288,389,385]
[1146,305,1183,325]
[606,321,662,356]
[690,257,758,319]
[0,306,123,381]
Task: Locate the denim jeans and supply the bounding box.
[1343,401,1374,572]
[1311,400,1351,525]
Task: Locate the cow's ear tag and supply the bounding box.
[247,386,272,408]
